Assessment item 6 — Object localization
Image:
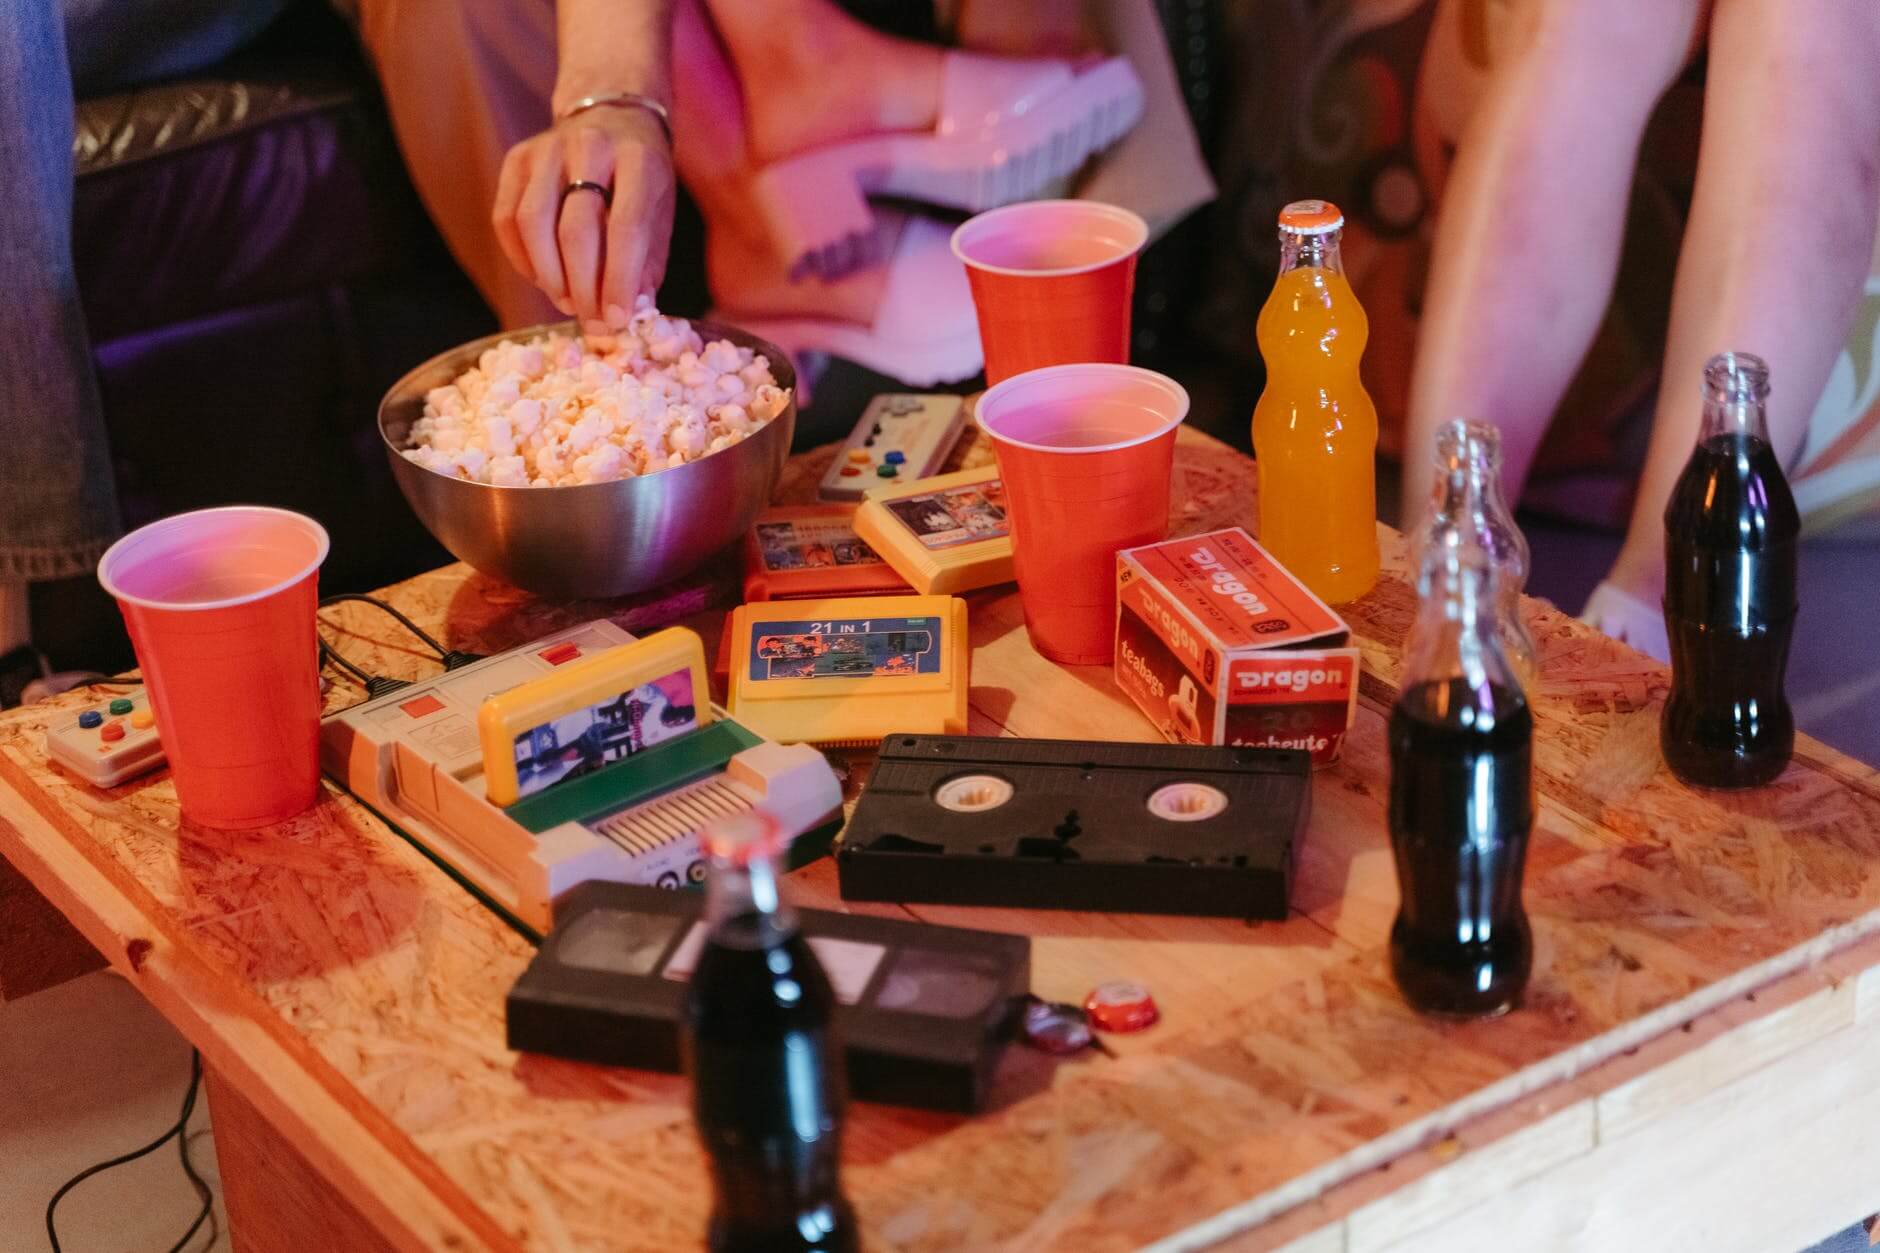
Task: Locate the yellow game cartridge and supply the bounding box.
[479,628,712,807]
[727,595,971,746]
[851,465,1015,595]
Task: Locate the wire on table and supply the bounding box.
[318,593,448,660]
[317,594,485,692]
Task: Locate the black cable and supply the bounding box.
[319,638,374,686]
[170,1068,216,1253]
[317,594,486,695]
[318,593,448,659]
[46,1048,214,1253]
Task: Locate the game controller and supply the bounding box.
[817,394,967,502]
[46,687,167,788]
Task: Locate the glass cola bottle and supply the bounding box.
[1388,546,1535,1018]
[683,813,858,1253]
[1661,352,1799,788]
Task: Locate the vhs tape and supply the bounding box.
[837,735,1310,919]
[507,881,1030,1112]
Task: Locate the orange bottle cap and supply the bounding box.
[701,809,787,865]
[1277,199,1345,236]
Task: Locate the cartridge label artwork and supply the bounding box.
[748,617,945,681]
[882,479,1011,551]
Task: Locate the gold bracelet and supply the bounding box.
[554,92,672,146]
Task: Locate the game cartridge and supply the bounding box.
[726,595,970,747]
[851,465,1015,595]
[741,504,911,602]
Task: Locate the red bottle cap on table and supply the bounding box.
[1084,981,1159,1033]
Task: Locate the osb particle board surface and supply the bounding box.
[4,424,1880,1253]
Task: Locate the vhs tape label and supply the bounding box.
[747,616,946,682]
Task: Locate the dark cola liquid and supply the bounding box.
[1661,434,1799,788]
[1388,679,1534,1018]
[684,916,858,1253]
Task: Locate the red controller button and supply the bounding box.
[99,720,127,743]
[400,694,446,719]
[538,642,581,666]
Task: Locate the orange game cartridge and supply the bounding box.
[726,595,971,747]
[742,504,912,602]
[1115,528,1359,766]
[851,465,1015,595]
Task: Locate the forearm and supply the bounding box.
[551,0,676,115]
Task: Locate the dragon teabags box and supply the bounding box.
[1114,528,1360,766]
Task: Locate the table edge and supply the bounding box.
[0,765,519,1253]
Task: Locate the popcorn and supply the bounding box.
[402,296,788,487]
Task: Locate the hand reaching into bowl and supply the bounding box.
[490,0,677,329]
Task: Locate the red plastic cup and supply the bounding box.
[952,200,1149,386]
[977,364,1189,664]
[97,507,329,829]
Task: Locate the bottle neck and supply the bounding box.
[703,846,795,937]
[1425,420,1528,583]
[1428,464,1471,532]
[1699,352,1772,444]
[1405,553,1521,706]
[1435,419,1501,482]
[1278,229,1343,276]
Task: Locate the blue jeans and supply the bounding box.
[1805,1224,1873,1253]
[0,0,289,582]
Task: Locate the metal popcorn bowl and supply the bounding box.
[379,321,795,599]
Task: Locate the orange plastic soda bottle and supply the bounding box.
[1251,200,1380,604]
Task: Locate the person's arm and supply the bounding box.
[492,0,677,326]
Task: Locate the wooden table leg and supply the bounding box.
[204,1065,401,1253]
[0,851,102,1002]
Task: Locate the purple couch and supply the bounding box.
[41,4,496,671]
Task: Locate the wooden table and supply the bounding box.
[5,425,1880,1253]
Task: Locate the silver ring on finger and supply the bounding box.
[560,180,612,209]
